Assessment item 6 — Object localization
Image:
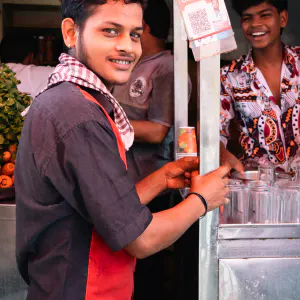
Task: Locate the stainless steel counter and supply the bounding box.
[218,223,300,300]
[0,203,27,300]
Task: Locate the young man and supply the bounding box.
[219,0,300,172]
[0,35,54,98]
[15,1,229,299]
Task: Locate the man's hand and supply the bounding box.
[189,166,230,211]
[163,157,199,189]
[220,143,244,174]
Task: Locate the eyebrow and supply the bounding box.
[242,8,274,17]
[103,21,143,31]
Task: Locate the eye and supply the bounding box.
[131,32,141,40]
[241,16,251,22]
[261,13,272,18]
[103,28,119,36]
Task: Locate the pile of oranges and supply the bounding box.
[0,144,16,188]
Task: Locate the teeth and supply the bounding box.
[252,32,266,36]
[111,59,130,65]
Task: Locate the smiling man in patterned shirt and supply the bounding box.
[219,0,300,172]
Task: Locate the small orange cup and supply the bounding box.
[177,127,197,159]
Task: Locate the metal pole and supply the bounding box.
[173,0,189,153]
[198,53,220,300]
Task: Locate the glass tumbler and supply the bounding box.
[248,181,274,224]
[275,181,300,223]
[221,181,249,224]
[293,165,300,183]
[258,164,276,185]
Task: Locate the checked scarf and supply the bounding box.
[39,53,134,150]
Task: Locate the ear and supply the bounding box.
[61,18,77,48]
[280,10,288,29]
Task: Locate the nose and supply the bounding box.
[116,34,133,53]
[251,15,263,28]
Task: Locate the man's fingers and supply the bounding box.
[184,172,191,179]
[177,157,199,171]
[233,161,245,174]
[191,170,199,177]
[216,165,231,178]
[223,177,229,186]
[184,179,191,186]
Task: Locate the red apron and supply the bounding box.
[78,87,136,300]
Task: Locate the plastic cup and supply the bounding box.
[176,127,197,160]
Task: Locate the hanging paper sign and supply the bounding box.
[176,0,237,61]
[177,0,231,41]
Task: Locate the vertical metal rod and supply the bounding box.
[173,0,189,156]
[198,53,221,300]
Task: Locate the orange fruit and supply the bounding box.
[8,144,17,154]
[0,175,13,188]
[3,151,12,162]
[12,175,14,185]
[2,163,14,176]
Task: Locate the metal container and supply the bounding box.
[231,170,292,185]
[0,187,15,201]
[0,203,27,299]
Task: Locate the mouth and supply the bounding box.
[108,58,134,70]
[249,31,268,39]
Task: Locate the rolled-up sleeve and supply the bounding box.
[148,72,174,127]
[44,120,153,251]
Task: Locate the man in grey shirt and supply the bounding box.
[113,1,191,299]
[113,0,176,185]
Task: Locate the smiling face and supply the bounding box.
[74,0,143,87]
[240,2,288,50]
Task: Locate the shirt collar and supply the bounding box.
[240,44,299,78]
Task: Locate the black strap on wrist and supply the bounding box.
[185,192,208,219]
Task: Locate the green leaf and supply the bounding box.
[0,63,31,149]
[6,132,16,141]
[0,113,8,122]
[0,134,5,144]
[6,98,15,106]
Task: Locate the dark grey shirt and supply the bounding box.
[15,82,152,299]
[113,51,175,182]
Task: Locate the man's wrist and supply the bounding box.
[186,192,208,218]
[184,192,207,217]
[161,163,170,190]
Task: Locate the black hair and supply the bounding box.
[143,0,170,40]
[0,35,36,63]
[61,0,148,31]
[232,0,288,16]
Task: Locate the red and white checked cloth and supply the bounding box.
[39,53,134,150]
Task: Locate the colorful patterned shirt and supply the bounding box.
[220,44,300,171]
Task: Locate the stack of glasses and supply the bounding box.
[220,164,300,224]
